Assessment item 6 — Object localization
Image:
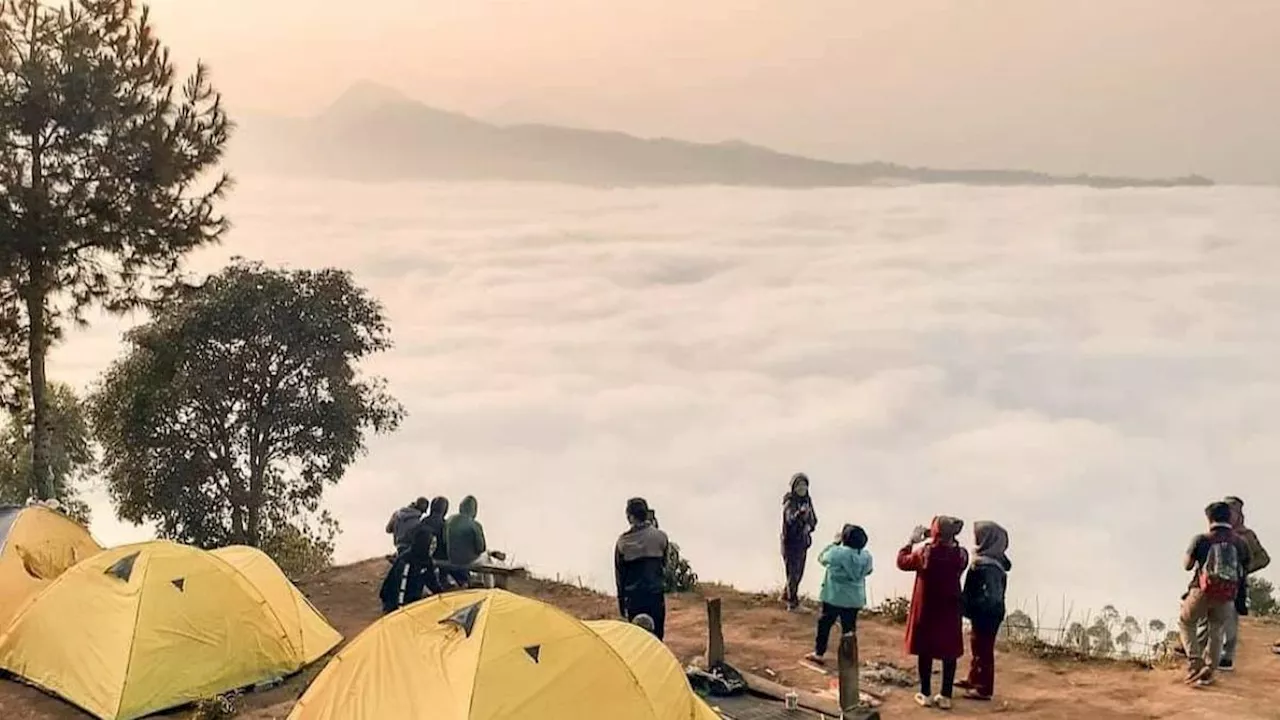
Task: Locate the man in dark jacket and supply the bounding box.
[444,495,487,588]
[386,497,430,555]
[379,506,446,613]
[614,497,670,639]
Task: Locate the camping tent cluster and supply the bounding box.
[0,505,341,720]
[0,506,723,720]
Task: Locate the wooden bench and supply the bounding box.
[435,561,524,590]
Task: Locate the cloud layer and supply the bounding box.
[52,179,1280,622]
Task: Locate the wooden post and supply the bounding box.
[837,632,859,715]
[705,597,725,667]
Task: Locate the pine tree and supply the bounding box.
[0,0,231,500]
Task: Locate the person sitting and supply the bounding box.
[444,495,487,588]
[378,508,445,613]
[386,497,429,556]
[804,524,872,665]
[615,497,670,640]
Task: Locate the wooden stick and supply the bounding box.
[838,632,859,712]
[705,597,725,667]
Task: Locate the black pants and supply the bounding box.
[918,656,957,698]
[624,592,667,640]
[379,556,442,613]
[782,545,808,608]
[814,604,858,656]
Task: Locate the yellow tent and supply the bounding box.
[585,620,720,720]
[289,588,720,720]
[0,541,342,720]
[0,504,102,628]
[209,545,342,665]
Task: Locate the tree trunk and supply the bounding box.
[247,468,263,547]
[23,275,53,501]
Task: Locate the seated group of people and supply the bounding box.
[378,494,502,613]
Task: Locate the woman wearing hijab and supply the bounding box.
[897,516,969,710]
[781,473,819,611]
[957,521,1011,701]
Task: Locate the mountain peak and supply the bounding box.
[322,81,415,118]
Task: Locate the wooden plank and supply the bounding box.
[738,669,840,717]
[705,598,725,667]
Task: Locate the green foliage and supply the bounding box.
[0,0,232,499]
[663,541,698,593]
[0,381,92,521]
[1248,576,1278,617]
[89,260,404,555]
[873,596,912,625]
[259,513,338,579]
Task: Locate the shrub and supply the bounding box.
[663,542,698,593]
[1247,576,1278,617]
[873,596,911,625]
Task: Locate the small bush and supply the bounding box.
[260,516,338,579]
[663,542,698,593]
[872,596,911,625]
[1248,576,1278,617]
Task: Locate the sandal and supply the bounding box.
[963,690,992,701]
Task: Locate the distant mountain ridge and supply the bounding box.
[231,82,1214,189]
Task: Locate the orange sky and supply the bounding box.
[144,0,1280,182]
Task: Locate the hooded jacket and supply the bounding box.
[414,497,450,562]
[781,474,818,551]
[818,540,874,609]
[614,520,670,614]
[386,505,424,553]
[962,521,1011,632]
[445,496,487,565]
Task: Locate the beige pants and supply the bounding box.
[1179,589,1232,675]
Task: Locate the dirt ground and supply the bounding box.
[3,558,1279,719]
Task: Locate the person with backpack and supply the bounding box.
[956,521,1011,701]
[803,524,873,666]
[781,473,819,612]
[1197,496,1270,672]
[1178,501,1251,686]
[897,516,969,710]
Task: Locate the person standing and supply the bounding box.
[1178,501,1251,686]
[957,521,1012,701]
[897,516,968,710]
[804,524,873,665]
[1200,496,1269,672]
[781,473,818,612]
[615,497,670,639]
[385,497,430,555]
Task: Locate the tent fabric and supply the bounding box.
[585,621,721,720]
[210,545,342,665]
[0,541,341,720]
[288,588,719,720]
[0,505,102,629]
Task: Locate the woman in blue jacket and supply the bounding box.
[805,524,873,663]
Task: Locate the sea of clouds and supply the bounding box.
[49,178,1280,624]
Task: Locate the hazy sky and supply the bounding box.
[146,1,1278,176]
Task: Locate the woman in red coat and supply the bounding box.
[897,516,969,710]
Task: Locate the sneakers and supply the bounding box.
[914,693,934,708]
[803,653,826,665]
[1185,666,1213,686]
[933,695,953,710]
[1218,660,1234,673]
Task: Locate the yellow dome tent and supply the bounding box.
[0,504,102,628]
[584,620,720,720]
[288,588,719,720]
[209,545,342,665]
[0,541,342,720]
